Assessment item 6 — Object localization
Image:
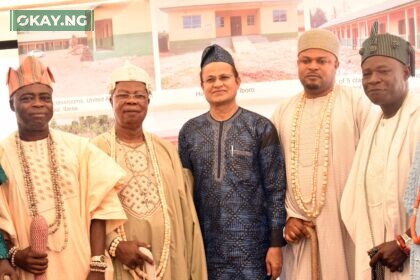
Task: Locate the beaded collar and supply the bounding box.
[15,132,68,252]
[289,89,336,219]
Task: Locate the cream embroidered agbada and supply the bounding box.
[0,129,127,280]
[92,130,207,280]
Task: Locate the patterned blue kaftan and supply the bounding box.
[179,108,287,280]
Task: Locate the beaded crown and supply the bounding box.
[7,56,55,97]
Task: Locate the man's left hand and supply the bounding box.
[86,271,105,280]
[369,240,408,272]
[266,247,282,279]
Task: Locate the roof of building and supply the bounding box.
[159,0,295,11]
[320,0,417,28]
[0,0,129,11]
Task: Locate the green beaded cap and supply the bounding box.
[359,21,415,76]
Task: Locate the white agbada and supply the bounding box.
[272,85,373,280]
[341,93,420,280]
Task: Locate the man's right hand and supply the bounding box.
[115,241,153,269]
[14,247,48,275]
[284,217,314,243]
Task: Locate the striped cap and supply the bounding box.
[360,21,415,76]
[6,56,55,97]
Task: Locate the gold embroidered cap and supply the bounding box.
[298,29,340,58]
[360,21,415,76]
[7,56,55,97]
[108,61,152,94]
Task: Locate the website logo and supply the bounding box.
[10,10,94,31]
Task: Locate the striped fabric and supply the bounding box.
[359,20,416,76]
[6,56,55,97]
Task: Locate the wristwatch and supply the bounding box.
[402,233,413,247]
[91,255,106,263]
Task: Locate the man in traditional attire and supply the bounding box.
[341,22,420,280]
[271,29,373,280]
[404,142,420,279]
[91,62,207,280]
[178,44,287,280]
[0,56,127,280]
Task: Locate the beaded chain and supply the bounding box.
[111,129,171,280]
[289,90,335,219]
[15,133,68,252]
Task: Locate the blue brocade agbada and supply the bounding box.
[179,108,287,280]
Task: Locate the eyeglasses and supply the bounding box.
[203,74,234,85]
[113,92,148,102]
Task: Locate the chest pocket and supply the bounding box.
[232,149,255,179]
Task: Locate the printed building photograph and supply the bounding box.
[157,0,305,89]
[1,0,155,137]
[320,0,420,70]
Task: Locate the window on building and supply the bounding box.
[247,15,255,26]
[95,19,113,49]
[273,10,287,22]
[216,16,224,28]
[398,20,406,34]
[183,15,201,29]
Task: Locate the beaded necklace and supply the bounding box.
[111,129,171,279]
[290,90,335,219]
[15,132,68,252]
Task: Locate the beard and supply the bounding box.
[304,82,320,91]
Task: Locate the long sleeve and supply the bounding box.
[178,124,193,172]
[257,119,287,247]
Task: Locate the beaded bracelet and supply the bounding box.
[90,262,107,268]
[90,267,107,273]
[0,233,9,260]
[8,246,19,268]
[90,254,107,273]
[108,236,123,257]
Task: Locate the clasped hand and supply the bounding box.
[115,241,153,270]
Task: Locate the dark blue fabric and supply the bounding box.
[179,108,286,280]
